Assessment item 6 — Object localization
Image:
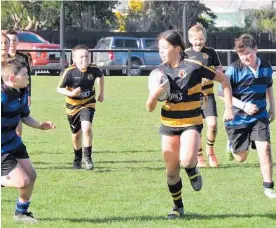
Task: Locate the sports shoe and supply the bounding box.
[85,156,94,170]
[14,212,38,223]
[206,147,219,168]
[73,157,82,169]
[197,155,208,168]
[167,207,184,220]
[264,188,276,199]
[185,167,202,191]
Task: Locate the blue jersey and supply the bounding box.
[222,59,273,129]
[1,84,30,153]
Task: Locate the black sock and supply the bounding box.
[83,146,92,158]
[263,181,274,189]
[168,179,183,209]
[74,148,82,160]
[185,167,197,177]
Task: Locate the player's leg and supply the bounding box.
[226,127,250,162]
[251,120,276,198]
[80,108,95,170]
[180,126,202,192]
[1,152,37,222]
[16,120,23,137]
[68,114,83,169]
[204,95,219,167]
[161,131,183,220]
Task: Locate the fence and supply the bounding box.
[23,48,276,76]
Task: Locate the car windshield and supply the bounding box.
[18,33,47,43]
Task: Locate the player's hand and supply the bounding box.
[98,93,104,102]
[151,80,169,99]
[268,106,275,123]
[243,102,259,115]
[28,96,31,107]
[39,121,56,130]
[223,108,234,121]
[70,87,81,97]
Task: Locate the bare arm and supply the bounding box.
[213,70,234,121]
[215,65,224,73]
[21,116,55,130]
[267,86,275,123]
[97,75,105,102]
[57,87,81,97]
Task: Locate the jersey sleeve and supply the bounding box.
[210,49,221,67]
[198,63,216,80]
[20,89,30,118]
[267,65,273,88]
[58,68,72,88]
[95,67,104,78]
[218,65,235,95]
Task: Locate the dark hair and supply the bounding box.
[6,30,18,36]
[1,59,27,82]
[234,34,257,53]
[158,30,185,52]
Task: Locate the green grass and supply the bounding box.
[2,76,276,228]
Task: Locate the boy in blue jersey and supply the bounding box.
[1,59,56,222]
[219,34,276,199]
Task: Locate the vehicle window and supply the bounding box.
[18,33,46,43]
[124,39,138,48]
[95,39,104,48]
[144,39,158,49]
[114,39,124,48]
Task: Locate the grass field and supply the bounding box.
[1,76,276,228]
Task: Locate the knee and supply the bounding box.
[208,122,217,132]
[234,151,248,162]
[83,128,92,137]
[17,176,31,189]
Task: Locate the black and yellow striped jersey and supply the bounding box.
[58,64,103,116]
[185,47,221,96]
[156,58,216,127]
[9,51,32,95]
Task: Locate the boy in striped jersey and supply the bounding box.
[219,34,276,198]
[1,59,55,222]
[186,23,223,168]
[57,45,104,170]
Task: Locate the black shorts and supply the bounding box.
[1,143,29,176]
[201,94,217,118]
[67,108,95,134]
[226,119,270,154]
[159,124,203,136]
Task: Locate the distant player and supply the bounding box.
[6,30,32,137]
[1,59,56,222]
[57,45,104,170]
[219,34,276,199]
[186,23,223,168]
[146,30,233,219]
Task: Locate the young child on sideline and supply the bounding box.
[1,59,56,222]
[186,23,224,168]
[57,45,104,170]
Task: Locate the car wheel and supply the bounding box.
[130,61,141,76]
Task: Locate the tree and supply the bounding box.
[245,8,276,41]
[1,1,60,31]
[64,1,119,31]
[123,0,216,32]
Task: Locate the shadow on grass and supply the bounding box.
[40,213,276,223]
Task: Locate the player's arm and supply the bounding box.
[266,69,275,122]
[57,69,80,97]
[146,70,169,112]
[218,66,259,115]
[21,115,56,130]
[96,71,104,102]
[211,49,224,72]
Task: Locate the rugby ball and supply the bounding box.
[148,70,170,101]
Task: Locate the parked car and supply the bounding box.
[93,36,161,76]
[2,30,67,75]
